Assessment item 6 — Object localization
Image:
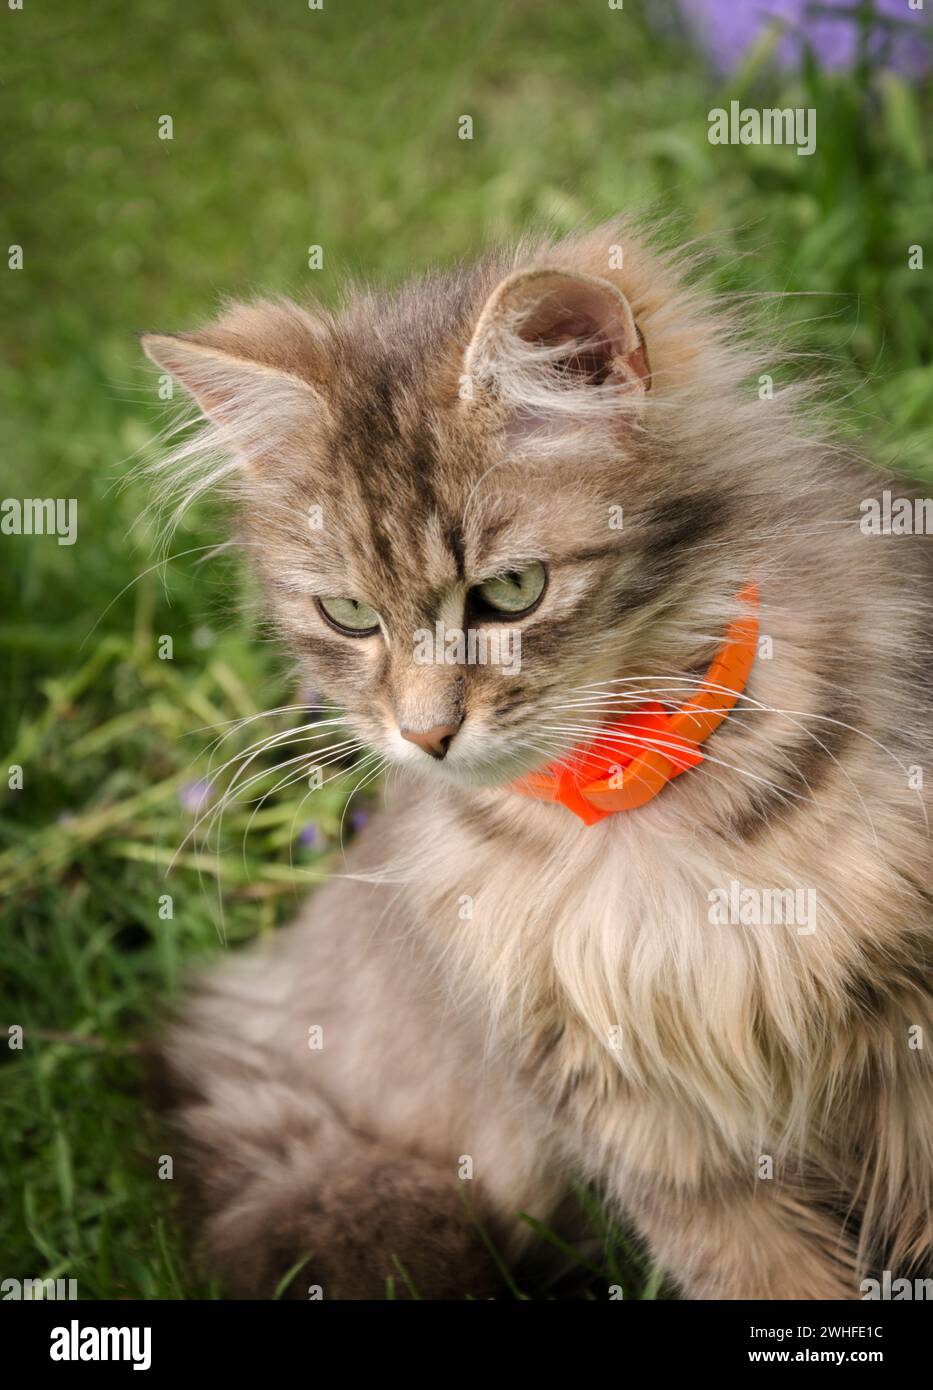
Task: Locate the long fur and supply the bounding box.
[144,217,933,1298]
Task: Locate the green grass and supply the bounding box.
[1,0,931,1298]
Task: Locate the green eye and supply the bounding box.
[472,562,547,617]
[317,596,381,635]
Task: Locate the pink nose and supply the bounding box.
[400,723,460,760]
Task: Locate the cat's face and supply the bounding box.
[244,427,655,791]
[144,243,738,789]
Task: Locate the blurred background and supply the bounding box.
[2,0,932,1298]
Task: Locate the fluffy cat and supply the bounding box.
[143,219,933,1299]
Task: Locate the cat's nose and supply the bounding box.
[400,723,461,760]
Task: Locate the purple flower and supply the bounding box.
[297,822,323,849]
[350,809,369,833]
[677,0,930,76]
[178,779,211,813]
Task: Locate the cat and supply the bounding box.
[143,218,933,1299]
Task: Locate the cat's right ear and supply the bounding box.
[140,301,330,520]
[141,300,327,450]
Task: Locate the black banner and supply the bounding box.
[2,1298,927,1375]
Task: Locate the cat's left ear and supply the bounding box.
[462,268,650,435]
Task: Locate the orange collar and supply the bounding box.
[511,581,760,825]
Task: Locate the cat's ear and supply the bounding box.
[463,268,650,441]
[140,301,329,520]
[141,300,327,440]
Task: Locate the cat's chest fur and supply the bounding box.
[405,787,838,1160]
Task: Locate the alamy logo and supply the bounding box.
[413,622,521,676]
[50,1319,151,1371]
[1,1276,78,1300]
[708,879,816,935]
[859,490,933,536]
[861,1271,933,1300]
[708,101,816,157]
[0,497,77,546]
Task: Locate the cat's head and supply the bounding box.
[143,227,761,789]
